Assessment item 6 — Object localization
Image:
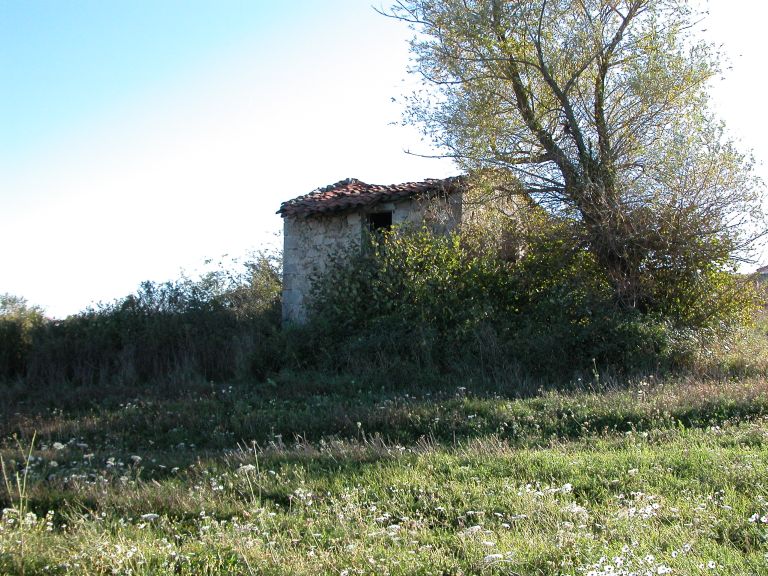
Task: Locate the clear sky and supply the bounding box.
[1,1,766,317]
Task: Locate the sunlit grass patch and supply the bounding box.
[2,416,768,574]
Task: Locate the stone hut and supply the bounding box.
[277,176,465,324]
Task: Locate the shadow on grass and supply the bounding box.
[3,370,768,455]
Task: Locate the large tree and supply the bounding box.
[387,0,765,313]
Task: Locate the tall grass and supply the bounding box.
[1,433,35,576]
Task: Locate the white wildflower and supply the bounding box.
[483,553,504,564]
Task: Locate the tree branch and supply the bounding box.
[490,0,578,188]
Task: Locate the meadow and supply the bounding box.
[3,366,768,575]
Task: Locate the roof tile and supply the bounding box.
[277,176,464,218]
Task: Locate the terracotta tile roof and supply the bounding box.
[277,176,464,218]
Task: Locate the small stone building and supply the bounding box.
[277,176,465,324]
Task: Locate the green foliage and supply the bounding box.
[0,295,46,381]
[640,256,762,331]
[309,221,759,379]
[1,253,282,386]
[312,227,514,336]
[388,0,766,312]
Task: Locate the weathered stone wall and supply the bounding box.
[282,211,363,324]
[282,191,463,324]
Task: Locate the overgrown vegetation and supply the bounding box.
[306,222,763,380]
[1,218,764,388]
[387,0,766,313]
[0,252,282,387]
[1,235,767,574]
[0,295,46,382]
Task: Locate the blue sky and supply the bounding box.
[1,1,766,317]
[2,1,284,161]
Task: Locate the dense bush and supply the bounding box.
[1,253,282,386]
[307,221,761,380]
[0,294,46,381]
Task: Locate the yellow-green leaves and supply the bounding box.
[388,0,765,315]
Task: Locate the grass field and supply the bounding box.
[2,369,768,575]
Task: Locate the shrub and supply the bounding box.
[10,252,282,387]
[307,220,759,380]
[0,294,46,381]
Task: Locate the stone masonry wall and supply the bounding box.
[282,192,463,324]
[282,211,362,324]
